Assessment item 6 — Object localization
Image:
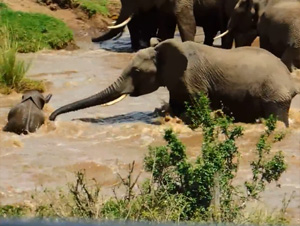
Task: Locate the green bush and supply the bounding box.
[103,93,288,223]
[0,4,73,52]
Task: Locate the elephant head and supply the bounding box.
[3,90,52,134]
[22,90,52,110]
[215,0,260,47]
[49,40,188,121]
[92,0,160,42]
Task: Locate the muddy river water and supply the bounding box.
[0,32,300,223]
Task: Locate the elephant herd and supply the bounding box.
[92,0,300,71]
[2,0,300,135]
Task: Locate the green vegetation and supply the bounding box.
[0,2,70,93]
[0,27,45,94]
[0,205,30,218]
[0,3,73,53]
[0,94,290,224]
[0,2,8,9]
[76,0,108,17]
[37,0,109,18]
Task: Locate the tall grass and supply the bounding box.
[0,27,45,94]
[0,29,30,87]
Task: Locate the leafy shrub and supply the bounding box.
[142,93,288,222]
[100,93,288,223]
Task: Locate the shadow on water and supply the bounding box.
[96,33,134,53]
[73,111,161,125]
[95,28,205,53]
[94,27,210,53]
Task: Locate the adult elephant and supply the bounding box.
[216,0,300,71]
[49,39,299,127]
[127,8,161,51]
[92,0,239,50]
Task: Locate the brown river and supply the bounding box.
[0,32,299,223]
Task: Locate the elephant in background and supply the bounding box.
[216,0,300,71]
[3,90,52,135]
[49,40,299,127]
[92,0,239,50]
[127,8,161,51]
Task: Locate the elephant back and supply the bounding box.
[261,1,300,48]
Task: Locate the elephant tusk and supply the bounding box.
[214,30,230,40]
[111,21,116,25]
[107,16,132,29]
[101,94,128,107]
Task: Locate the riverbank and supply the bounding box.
[2,0,120,49]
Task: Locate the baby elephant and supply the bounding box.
[3,90,52,135]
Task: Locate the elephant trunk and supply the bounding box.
[92,26,124,42]
[49,75,132,121]
[92,6,133,42]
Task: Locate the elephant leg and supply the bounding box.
[127,15,141,51]
[128,9,160,51]
[263,101,290,127]
[157,13,176,41]
[219,13,233,49]
[138,8,159,48]
[175,5,196,41]
[169,94,186,117]
[259,36,274,54]
[203,25,219,46]
[170,102,186,117]
[221,33,234,49]
[281,47,300,72]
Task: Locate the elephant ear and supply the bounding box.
[22,93,44,110]
[44,94,52,103]
[154,40,188,89]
